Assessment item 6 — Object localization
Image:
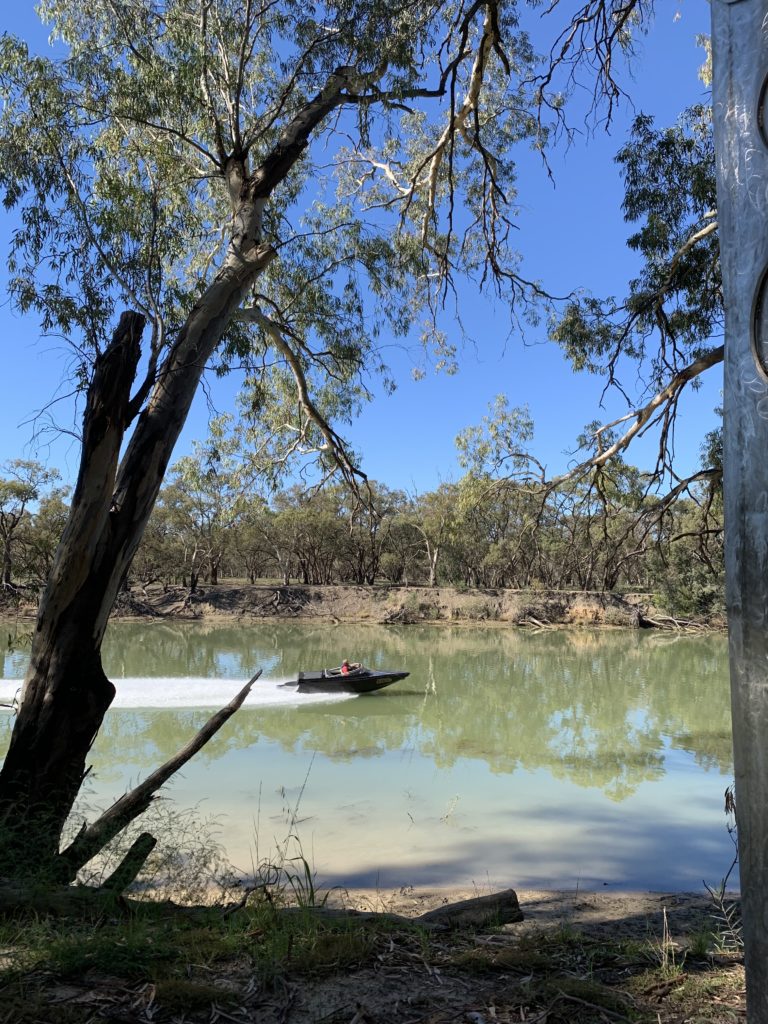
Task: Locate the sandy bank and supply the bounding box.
[339,885,732,942]
[105,581,658,627]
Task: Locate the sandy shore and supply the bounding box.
[338,885,734,941]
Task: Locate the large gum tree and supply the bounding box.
[0,1,542,881]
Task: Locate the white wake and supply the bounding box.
[0,676,353,709]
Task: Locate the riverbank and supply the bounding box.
[0,885,744,1023]
[343,885,727,941]
[1,581,721,628]
[116,582,668,626]
[122,581,722,628]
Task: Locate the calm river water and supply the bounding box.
[0,621,734,891]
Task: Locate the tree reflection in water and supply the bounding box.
[0,621,732,887]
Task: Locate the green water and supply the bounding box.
[0,621,734,890]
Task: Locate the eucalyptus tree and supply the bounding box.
[129,500,181,590]
[377,515,425,585]
[334,481,408,585]
[230,495,272,583]
[247,505,300,585]
[273,487,346,584]
[455,98,723,562]
[409,485,462,589]
[161,417,248,588]
[0,460,60,588]
[158,479,214,590]
[645,494,725,619]
[451,92,723,591]
[16,487,71,586]
[455,398,561,587]
[0,0,546,879]
[451,464,554,587]
[550,103,721,492]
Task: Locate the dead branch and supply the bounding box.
[641,615,712,632]
[100,832,158,894]
[55,671,262,882]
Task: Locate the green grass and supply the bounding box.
[0,910,232,982]
[0,899,746,1023]
[0,899,385,988]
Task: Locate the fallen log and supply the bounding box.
[277,888,523,930]
[0,883,523,931]
[641,615,712,632]
[417,888,523,928]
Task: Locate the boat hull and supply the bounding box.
[279,670,409,694]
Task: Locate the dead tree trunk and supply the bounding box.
[0,283,272,880]
[0,312,145,875]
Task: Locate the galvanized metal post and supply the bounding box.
[713,0,768,1015]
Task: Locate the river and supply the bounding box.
[0,620,735,892]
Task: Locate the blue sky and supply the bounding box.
[0,2,718,492]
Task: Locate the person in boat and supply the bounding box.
[340,659,361,675]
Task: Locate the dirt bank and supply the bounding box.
[2,581,718,628]
[105,582,655,627]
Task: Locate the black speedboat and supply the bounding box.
[279,666,409,694]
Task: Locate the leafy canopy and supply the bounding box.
[0,0,545,473]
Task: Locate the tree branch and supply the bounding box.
[235,306,366,489]
[55,670,261,882]
[548,345,723,490]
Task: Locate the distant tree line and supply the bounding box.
[0,443,724,619]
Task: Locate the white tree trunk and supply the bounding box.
[712,1,768,1017]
